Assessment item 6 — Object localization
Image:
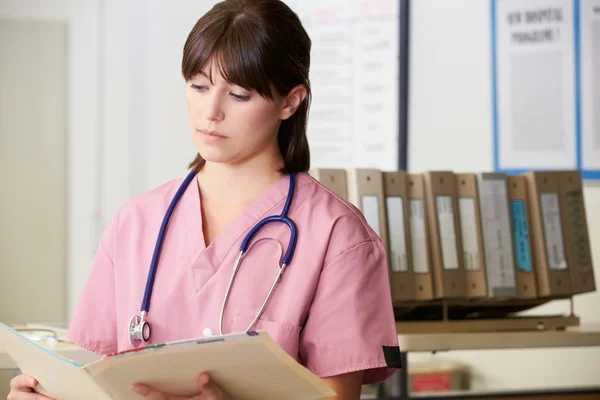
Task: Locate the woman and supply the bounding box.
[8,0,400,399]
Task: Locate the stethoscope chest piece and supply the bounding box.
[128,313,151,348]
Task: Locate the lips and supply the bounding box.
[199,129,227,138]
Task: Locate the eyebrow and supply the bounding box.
[197,70,214,85]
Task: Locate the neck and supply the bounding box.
[196,148,285,206]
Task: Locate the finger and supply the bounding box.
[9,376,53,400]
[10,375,37,391]
[131,384,166,400]
[8,392,53,400]
[131,384,188,400]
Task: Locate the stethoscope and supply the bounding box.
[128,171,298,348]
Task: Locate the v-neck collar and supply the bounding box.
[179,172,296,289]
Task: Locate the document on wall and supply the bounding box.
[493,0,577,170]
[282,0,401,170]
[580,0,600,171]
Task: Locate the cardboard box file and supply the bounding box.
[383,171,416,302]
[309,169,348,200]
[455,173,487,298]
[422,171,466,299]
[556,170,596,295]
[523,171,572,297]
[507,175,538,299]
[476,173,519,299]
[407,174,434,301]
[346,169,389,257]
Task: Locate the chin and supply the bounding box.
[196,148,236,164]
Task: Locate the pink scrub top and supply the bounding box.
[67,172,402,384]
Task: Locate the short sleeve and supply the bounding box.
[298,239,402,384]
[67,219,118,355]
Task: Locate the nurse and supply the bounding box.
[8,0,401,399]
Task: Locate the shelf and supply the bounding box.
[396,323,600,353]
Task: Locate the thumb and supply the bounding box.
[197,372,210,388]
[196,373,226,400]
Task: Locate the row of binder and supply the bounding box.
[309,168,596,303]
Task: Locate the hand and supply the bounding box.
[7,374,54,400]
[131,372,230,400]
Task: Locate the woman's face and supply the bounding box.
[185,62,286,167]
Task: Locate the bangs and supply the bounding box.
[182,17,274,99]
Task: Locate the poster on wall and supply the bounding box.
[580,0,600,177]
[491,0,600,179]
[492,0,578,171]
[282,0,404,171]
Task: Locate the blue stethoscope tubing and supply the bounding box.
[127,171,297,347]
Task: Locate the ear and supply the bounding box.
[280,84,307,120]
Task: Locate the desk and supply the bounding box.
[380,324,600,399]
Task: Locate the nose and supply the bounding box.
[204,92,225,122]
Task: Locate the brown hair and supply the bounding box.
[181,0,312,174]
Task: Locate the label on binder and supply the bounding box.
[386,196,408,272]
[436,196,459,270]
[361,195,381,237]
[511,200,533,273]
[541,193,567,270]
[409,200,429,274]
[458,198,480,271]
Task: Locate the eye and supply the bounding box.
[191,84,207,92]
[230,93,250,102]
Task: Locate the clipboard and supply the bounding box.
[0,322,335,400]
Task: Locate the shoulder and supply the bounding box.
[101,175,189,247]
[296,172,377,239]
[114,176,186,223]
[294,173,383,264]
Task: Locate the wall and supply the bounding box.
[408,0,600,390]
[98,0,600,390]
[0,1,100,396]
[2,0,598,392]
[0,17,68,325]
[0,0,100,330]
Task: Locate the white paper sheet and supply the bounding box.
[409,200,429,274]
[386,196,408,272]
[541,193,568,270]
[458,198,481,271]
[362,195,382,237]
[436,196,459,271]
